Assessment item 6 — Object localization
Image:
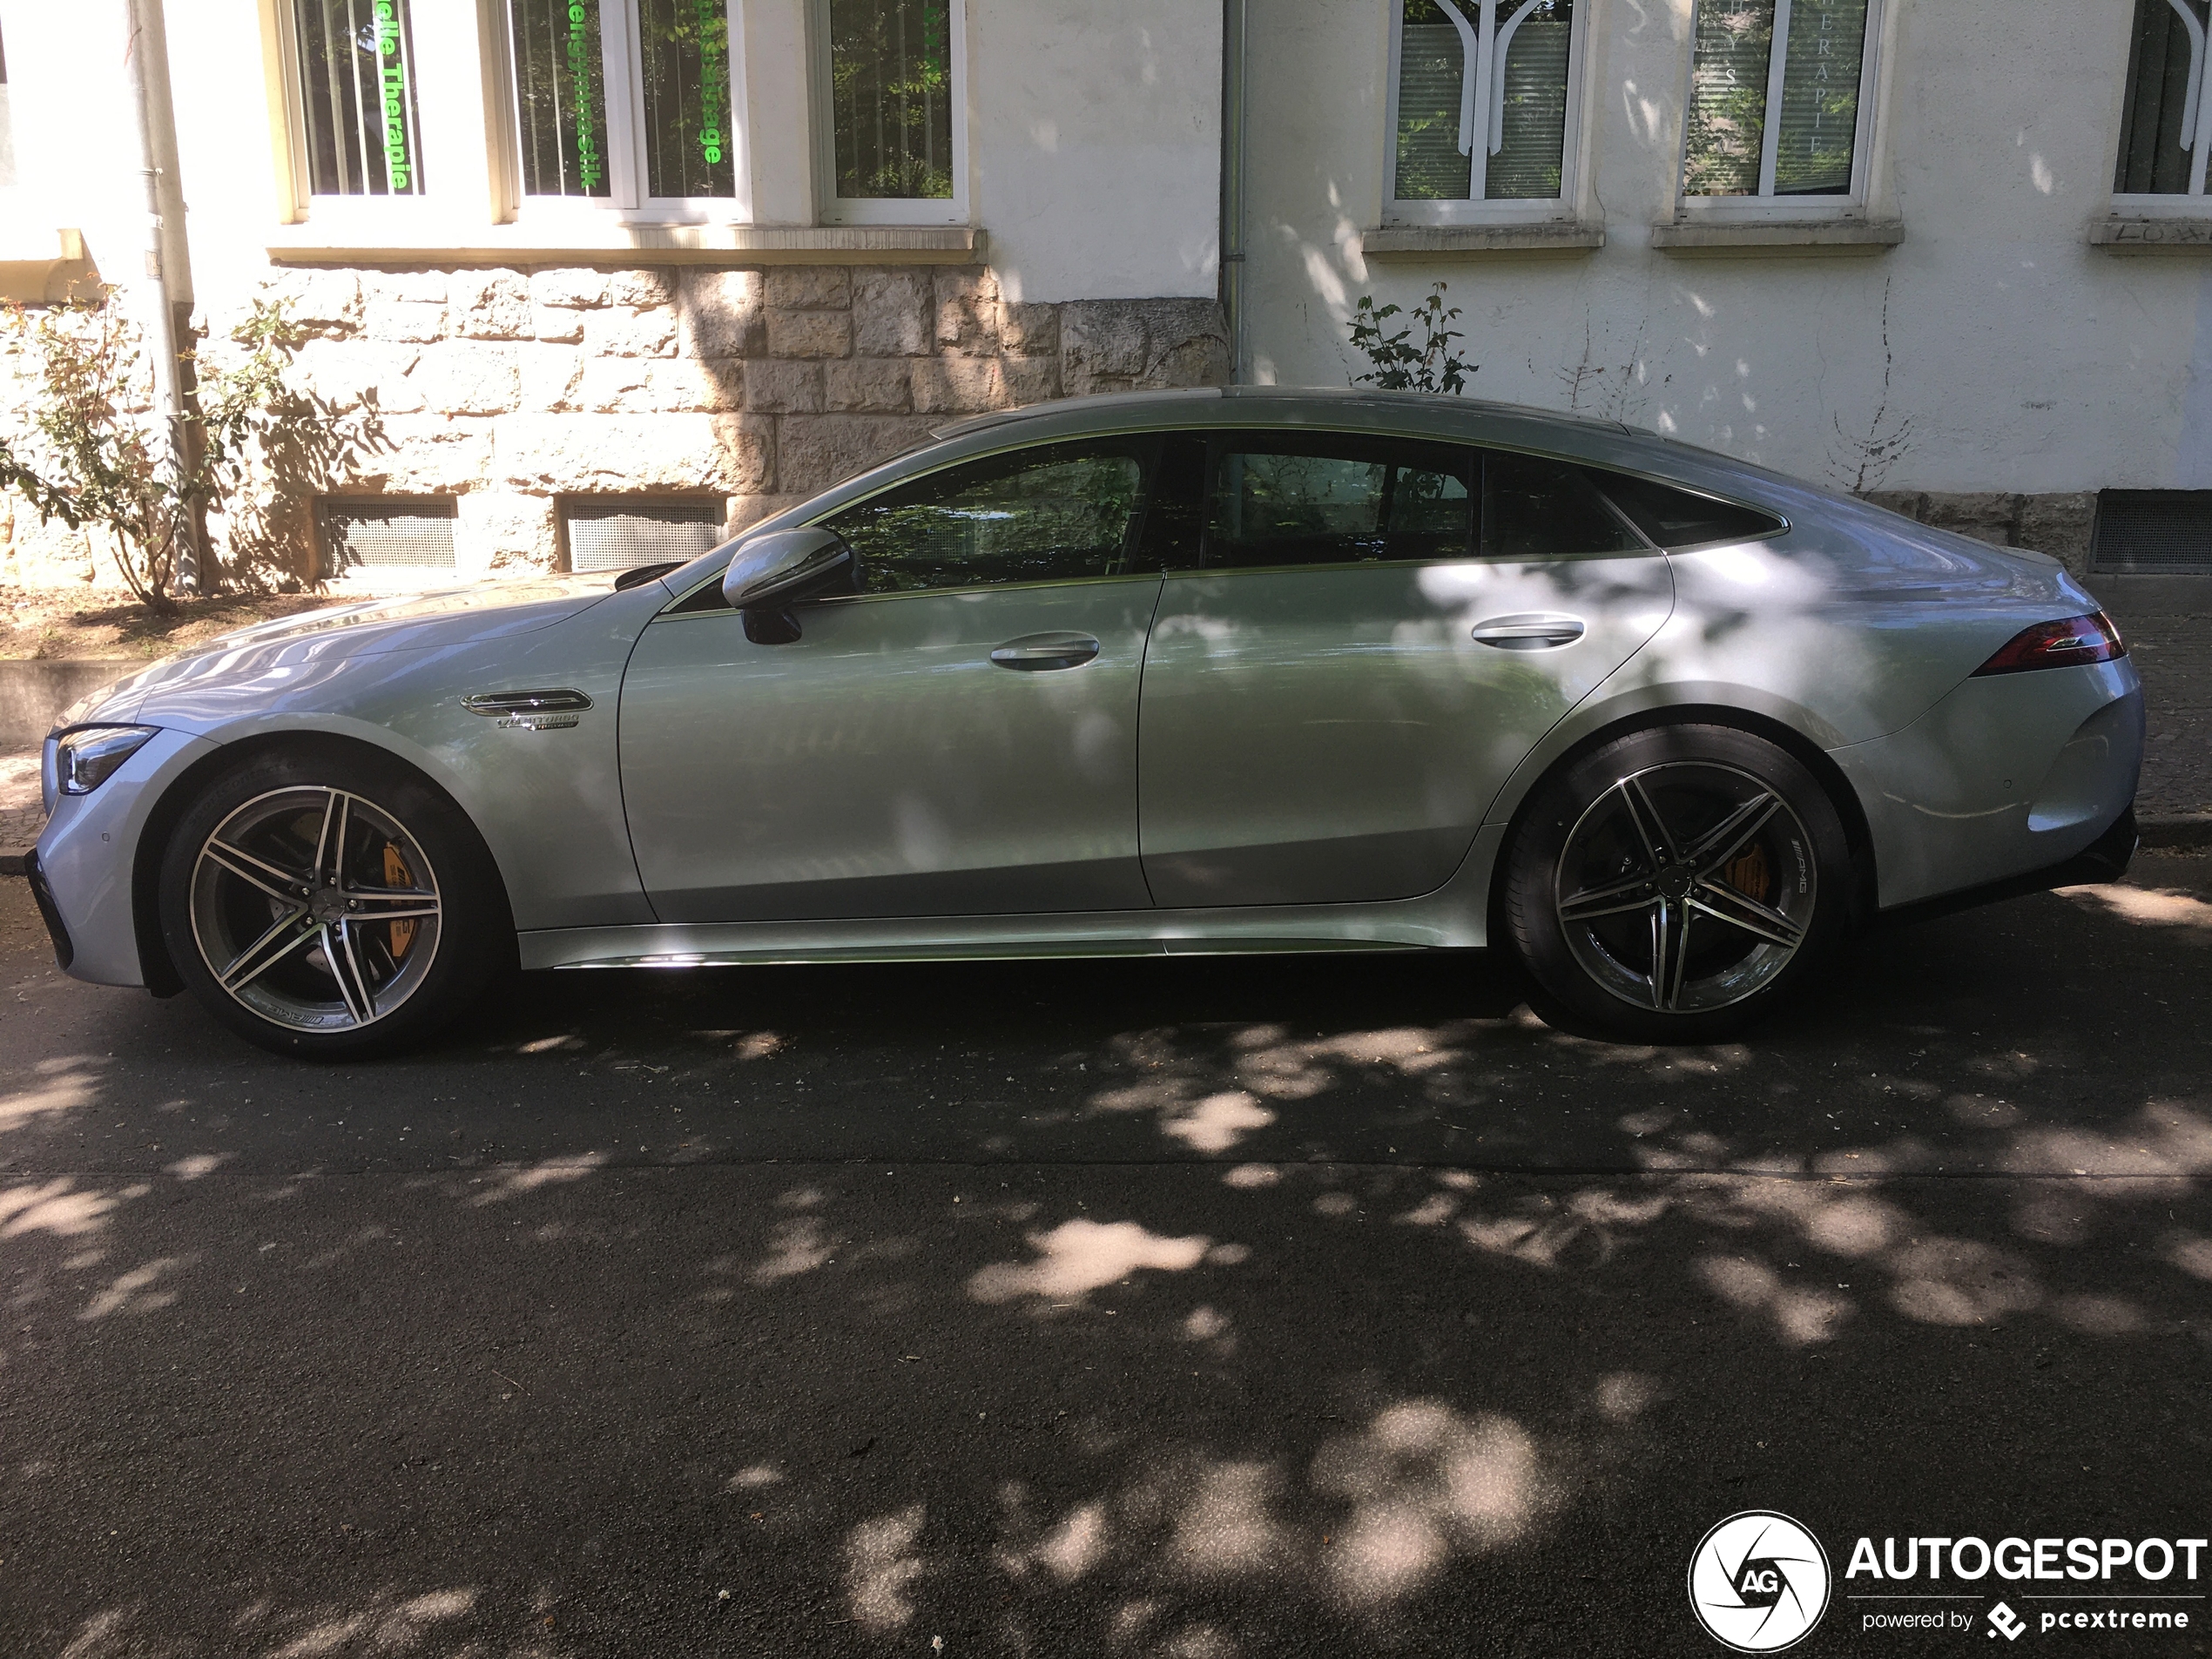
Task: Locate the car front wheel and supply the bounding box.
[1501,724,1856,1042]
[158,744,509,1058]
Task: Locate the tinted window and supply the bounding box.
[1591,470,1785,549]
[826,442,1151,595]
[1482,450,1644,558]
[1204,435,1474,568]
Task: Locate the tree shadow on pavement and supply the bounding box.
[2,859,2209,1656]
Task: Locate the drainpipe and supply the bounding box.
[121,0,198,594]
[1219,0,1247,385]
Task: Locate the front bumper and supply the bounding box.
[34,727,219,987]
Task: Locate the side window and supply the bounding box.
[825,442,1151,596]
[1482,450,1645,558]
[1591,470,1784,548]
[1204,435,1475,569]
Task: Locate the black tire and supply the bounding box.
[1501,724,1856,1043]
[157,742,512,1059]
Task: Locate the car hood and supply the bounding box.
[59,575,625,729]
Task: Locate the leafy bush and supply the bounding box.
[1345,282,1476,395]
[0,291,369,609]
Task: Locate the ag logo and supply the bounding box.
[1689,1511,1831,1652]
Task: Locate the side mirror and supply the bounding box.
[720,527,859,642]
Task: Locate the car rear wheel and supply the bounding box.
[158,745,509,1058]
[1501,725,1855,1042]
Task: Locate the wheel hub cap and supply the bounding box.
[1552,762,1816,1015]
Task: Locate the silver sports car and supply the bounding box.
[29,388,2141,1055]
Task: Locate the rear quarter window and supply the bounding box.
[1590,470,1785,549]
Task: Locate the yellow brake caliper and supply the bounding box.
[383,842,418,961]
[1723,842,1770,902]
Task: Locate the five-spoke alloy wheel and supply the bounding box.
[159,745,509,1057]
[1504,725,1853,1042]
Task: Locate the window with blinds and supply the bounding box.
[319,499,457,577]
[292,0,428,198]
[562,497,727,572]
[1682,0,1874,199]
[826,0,957,206]
[1393,0,1577,206]
[638,0,738,199]
[510,0,611,198]
[2115,0,2210,197]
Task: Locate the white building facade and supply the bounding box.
[2,0,2209,586]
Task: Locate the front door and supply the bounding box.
[621,439,1166,922]
[1137,432,1676,907]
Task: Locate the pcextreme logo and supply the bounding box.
[1689,1511,1832,1652]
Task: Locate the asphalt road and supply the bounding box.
[1,859,2209,1658]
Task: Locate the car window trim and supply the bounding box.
[653,421,1793,613]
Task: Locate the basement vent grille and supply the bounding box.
[2091,490,2212,575]
[319,497,457,577]
[562,496,726,572]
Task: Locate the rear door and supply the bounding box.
[1136,432,1675,907]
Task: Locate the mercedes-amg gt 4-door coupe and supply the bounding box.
[30,388,2141,1055]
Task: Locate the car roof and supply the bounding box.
[924,386,1822,512]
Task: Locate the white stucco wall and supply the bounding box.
[1243,0,2212,496]
[968,0,1219,303]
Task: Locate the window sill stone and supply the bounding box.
[1649,218,1904,255]
[2089,215,2212,252]
[1362,222,1604,257]
[268,223,987,266]
[0,227,93,301]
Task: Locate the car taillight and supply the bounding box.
[1970,611,2127,677]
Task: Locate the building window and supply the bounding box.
[504,0,741,208]
[1681,0,1878,202]
[819,0,963,224]
[319,498,456,577]
[1389,0,1582,215]
[509,0,613,199]
[561,496,726,571]
[2090,490,2212,573]
[291,0,428,198]
[2115,0,2212,198]
[0,23,16,192]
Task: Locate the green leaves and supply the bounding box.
[1346,283,1477,396]
[0,290,319,610]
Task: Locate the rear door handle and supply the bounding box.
[990,632,1101,671]
[1471,614,1586,651]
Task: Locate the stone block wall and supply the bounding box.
[1865,489,2099,577]
[220,264,1231,584]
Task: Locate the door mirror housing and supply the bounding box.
[721,527,859,614]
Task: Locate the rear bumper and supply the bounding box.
[1829,660,2143,910]
[1875,803,2137,929]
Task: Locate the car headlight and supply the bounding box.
[51,725,158,799]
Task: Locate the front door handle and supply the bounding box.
[990,632,1101,671]
[1471,614,1587,651]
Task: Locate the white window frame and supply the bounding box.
[272,0,442,230]
[2112,0,2212,212]
[1673,0,1885,220]
[811,0,968,227]
[501,0,754,225]
[1382,0,1593,226]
